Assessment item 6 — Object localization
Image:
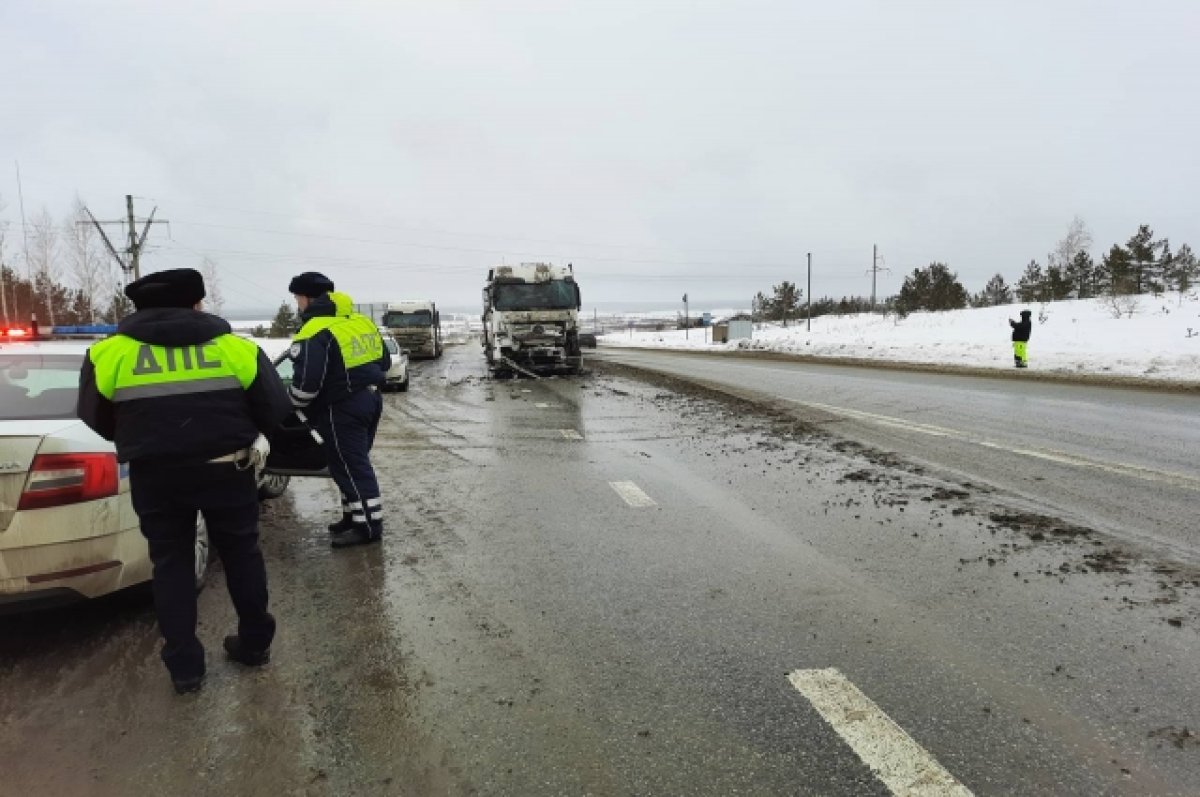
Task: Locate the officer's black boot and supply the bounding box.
[331,523,378,548]
[224,635,271,666]
[172,674,204,695]
[327,514,355,534]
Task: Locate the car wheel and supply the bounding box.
[398,376,409,392]
[194,515,211,591]
[257,472,290,500]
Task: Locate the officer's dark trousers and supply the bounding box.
[130,461,276,680]
[313,387,384,534]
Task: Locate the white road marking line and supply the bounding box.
[785,399,1200,491]
[608,480,657,507]
[560,429,584,440]
[535,402,560,409]
[789,668,973,797]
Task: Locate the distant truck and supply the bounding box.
[482,262,582,377]
[381,300,443,359]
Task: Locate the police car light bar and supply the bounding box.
[50,325,119,335]
[0,324,119,341]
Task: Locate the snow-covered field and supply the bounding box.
[601,293,1200,384]
[251,337,294,361]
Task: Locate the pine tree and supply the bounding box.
[1016,260,1044,302]
[1166,243,1198,293]
[1044,265,1073,300]
[268,302,299,337]
[976,273,1012,307]
[896,263,968,313]
[760,281,803,326]
[1125,225,1157,294]
[1067,250,1096,299]
[1099,244,1135,296]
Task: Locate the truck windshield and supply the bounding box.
[0,353,83,420]
[382,310,433,328]
[493,281,577,311]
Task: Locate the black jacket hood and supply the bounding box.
[116,308,232,346]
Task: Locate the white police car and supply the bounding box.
[0,326,289,612]
[380,329,409,392]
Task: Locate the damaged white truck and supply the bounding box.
[482,262,583,377]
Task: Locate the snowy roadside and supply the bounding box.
[599,295,1200,384]
[248,337,294,361]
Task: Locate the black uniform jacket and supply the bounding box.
[1009,317,1032,342]
[77,309,292,464]
[289,295,390,414]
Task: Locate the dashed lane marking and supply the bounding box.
[789,668,973,797]
[560,429,584,440]
[608,481,657,507]
[784,399,1200,491]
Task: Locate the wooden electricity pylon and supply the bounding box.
[81,195,169,284]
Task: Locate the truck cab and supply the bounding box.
[381,300,442,359]
[481,262,582,377]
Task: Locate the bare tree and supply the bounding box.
[0,195,10,323]
[28,207,62,325]
[64,198,108,323]
[1049,216,1093,298]
[200,256,225,316]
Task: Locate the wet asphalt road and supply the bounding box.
[593,348,1200,564]
[1,344,1198,796]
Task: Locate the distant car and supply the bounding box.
[380,330,410,392]
[578,332,598,348]
[0,335,289,613]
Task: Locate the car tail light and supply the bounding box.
[18,453,120,510]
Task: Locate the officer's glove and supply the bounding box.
[247,433,271,472]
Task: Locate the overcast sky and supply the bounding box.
[2,0,1197,313]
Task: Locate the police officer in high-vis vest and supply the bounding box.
[287,272,390,548]
[78,268,291,695]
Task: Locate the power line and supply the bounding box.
[155,239,874,283]
[165,198,856,260]
[167,218,810,269]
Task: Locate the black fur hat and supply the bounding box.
[288,271,335,298]
[124,268,206,310]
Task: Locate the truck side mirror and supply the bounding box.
[574,284,581,310]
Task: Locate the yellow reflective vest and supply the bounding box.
[292,292,383,369]
[88,333,260,403]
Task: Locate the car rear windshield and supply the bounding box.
[0,353,83,420]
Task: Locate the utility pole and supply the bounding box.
[806,252,812,332]
[868,244,890,311]
[82,194,169,285]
